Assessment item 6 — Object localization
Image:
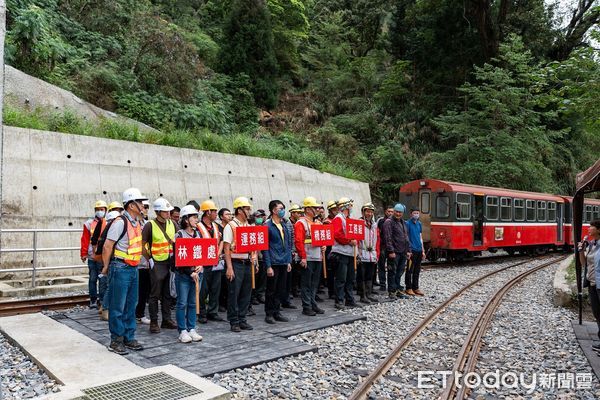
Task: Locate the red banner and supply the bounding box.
[234,225,269,252]
[346,218,365,240]
[311,225,334,246]
[175,238,219,267]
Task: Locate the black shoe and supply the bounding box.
[161,320,178,329]
[108,340,128,355]
[302,308,317,316]
[124,340,144,351]
[345,301,359,308]
[265,315,276,324]
[207,314,224,322]
[248,307,256,316]
[198,316,208,324]
[257,295,266,304]
[90,301,98,310]
[315,295,324,303]
[273,314,289,322]
[281,303,298,309]
[334,302,345,310]
[239,322,253,330]
[312,306,325,314]
[231,324,241,333]
[251,298,260,305]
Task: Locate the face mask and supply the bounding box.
[412,213,420,220]
[255,217,264,225]
[95,211,105,219]
[277,209,286,218]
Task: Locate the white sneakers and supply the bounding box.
[179,329,203,343]
[140,317,151,325]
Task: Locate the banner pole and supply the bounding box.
[322,249,327,279]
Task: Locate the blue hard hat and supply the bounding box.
[394,203,405,212]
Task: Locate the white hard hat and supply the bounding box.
[106,210,121,221]
[122,188,148,205]
[153,197,174,212]
[142,200,150,206]
[180,205,199,218]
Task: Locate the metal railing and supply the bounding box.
[0,228,86,287]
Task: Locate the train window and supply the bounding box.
[595,206,600,220]
[486,196,499,220]
[436,195,450,218]
[547,202,556,222]
[514,199,525,221]
[420,192,431,214]
[537,201,546,221]
[456,193,471,220]
[585,205,593,222]
[526,200,536,221]
[500,197,512,221]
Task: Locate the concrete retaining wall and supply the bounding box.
[0,126,371,277]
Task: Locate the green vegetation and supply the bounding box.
[5,0,600,203]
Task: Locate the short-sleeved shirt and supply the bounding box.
[107,211,139,254]
[407,219,423,252]
[223,217,250,259]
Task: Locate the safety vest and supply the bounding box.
[297,217,322,261]
[113,218,143,266]
[197,221,220,240]
[149,219,175,262]
[91,218,107,237]
[227,219,257,261]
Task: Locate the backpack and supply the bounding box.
[93,216,128,262]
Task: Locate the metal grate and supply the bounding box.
[76,372,203,400]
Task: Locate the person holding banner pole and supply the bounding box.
[174,205,204,343]
[223,197,256,333]
[262,200,293,324]
[295,197,326,316]
[323,201,338,300]
[331,197,358,310]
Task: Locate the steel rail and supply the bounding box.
[0,294,90,317]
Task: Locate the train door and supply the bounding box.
[419,189,431,243]
[473,194,485,246]
[557,202,564,242]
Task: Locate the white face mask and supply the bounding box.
[95,211,106,219]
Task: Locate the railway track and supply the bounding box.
[349,255,566,400]
[0,294,90,317]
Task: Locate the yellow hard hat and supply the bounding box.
[200,200,218,211]
[327,200,338,210]
[94,200,108,209]
[289,204,303,213]
[108,201,123,211]
[233,196,252,209]
[362,202,375,211]
[337,197,353,208]
[302,197,320,208]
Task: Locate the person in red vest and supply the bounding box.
[101,188,147,355]
[81,200,108,309]
[197,200,225,323]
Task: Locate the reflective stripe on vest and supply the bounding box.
[149,219,175,262]
[197,221,219,240]
[113,218,143,266]
[298,217,322,261]
[91,218,107,236]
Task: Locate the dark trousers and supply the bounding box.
[252,261,267,301]
[326,248,335,297]
[282,260,301,305]
[148,262,172,322]
[265,265,287,316]
[227,260,252,325]
[357,262,376,294]
[199,266,222,318]
[334,253,355,303]
[377,250,387,291]
[220,270,228,309]
[300,261,322,310]
[405,252,423,290]
[589,285,600,340]
[387,254,407,293]
[135,268,151,318]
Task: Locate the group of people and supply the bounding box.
[80,188,427,355]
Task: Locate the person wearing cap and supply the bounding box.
[281,204,303,309]
[376,205,394,292]
[134,202,151,325]
[357,203,380,303]
[295,197,326,316]
[142,197,178,333]
[383,203,411,299]
[174,205,204,343]
[81,200,108,308]
[101,188,147,355]
[323,200,338,299]
[250,209,268,308]
[262,200,293,324]
[406,208,425,296]
[331,197,359,309]
[197,200,225,323]
[223,196,256,332]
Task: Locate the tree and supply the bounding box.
[219,0,279,109]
